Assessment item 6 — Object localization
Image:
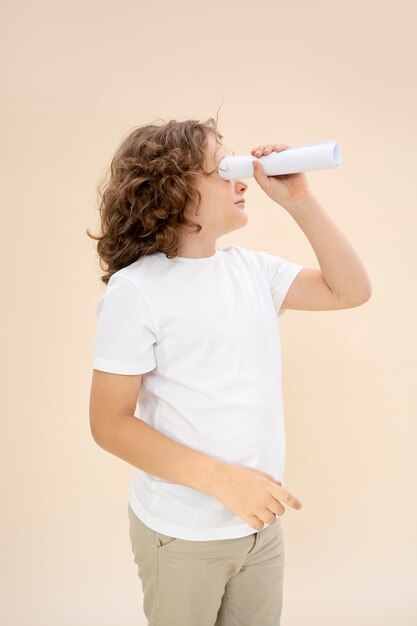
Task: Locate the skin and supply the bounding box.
[251,143,312,207]
[177,133,248,258]
[177,134,311,258]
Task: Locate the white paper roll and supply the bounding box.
[218,139,342,180]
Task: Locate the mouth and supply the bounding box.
[235,200,245,207]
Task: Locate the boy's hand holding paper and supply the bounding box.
[251,144,313,207]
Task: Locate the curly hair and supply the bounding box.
[86,110,225,285]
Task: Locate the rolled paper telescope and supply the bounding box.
[217,139,342,180]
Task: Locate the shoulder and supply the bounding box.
[220,244,272,270]
[220,244,260,262]
[96,256,157,312]
[109,252,161,289]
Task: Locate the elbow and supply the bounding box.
[89,417,106,447]
[364,287,372,302]
[351,276,373,306]
[90,426,103,447]
[360,280,373,303]
[350,286,372,307]
[362,276,373,302]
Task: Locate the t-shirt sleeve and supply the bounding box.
[92,275,157,375]
[249,248,304,318]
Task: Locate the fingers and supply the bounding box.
[274,484,303,510]
[287,493,303,509]
[251,144,290,157]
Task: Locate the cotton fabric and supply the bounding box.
[93,245,303,541]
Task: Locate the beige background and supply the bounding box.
[1,1,416,625]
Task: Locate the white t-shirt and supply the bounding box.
[92,244,303,541]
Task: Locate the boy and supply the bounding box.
[89,120,371,625]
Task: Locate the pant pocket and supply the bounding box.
[153,529,179,550]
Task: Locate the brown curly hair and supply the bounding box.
[86,109,225,285]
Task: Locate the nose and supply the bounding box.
[236,179,248,192]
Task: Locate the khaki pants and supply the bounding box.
[127,502,285,626]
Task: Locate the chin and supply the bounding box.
[233,215,248,231]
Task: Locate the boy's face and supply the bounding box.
[185,133,248,237]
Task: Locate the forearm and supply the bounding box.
[283,193,372,302]
[93,414,226,495]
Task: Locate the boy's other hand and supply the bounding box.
[208,463,302,530]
